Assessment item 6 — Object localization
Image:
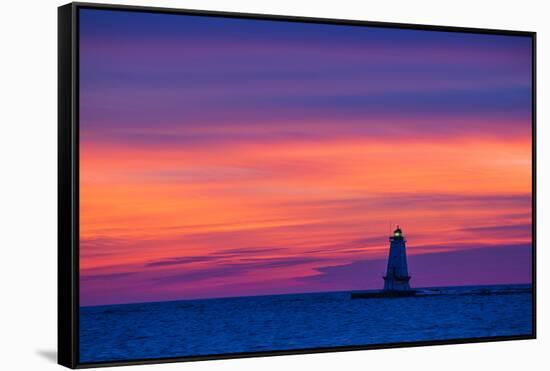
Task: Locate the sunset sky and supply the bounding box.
[79,9,533,306]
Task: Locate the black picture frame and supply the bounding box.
[58,2,537,368]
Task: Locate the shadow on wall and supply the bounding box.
[36,350,57,363]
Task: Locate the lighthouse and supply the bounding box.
[383,226,411,292]
[351,225,417,299]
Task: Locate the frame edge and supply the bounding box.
[72,1,535,36]
[58,2,78,369]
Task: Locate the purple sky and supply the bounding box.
[79,8,533,306]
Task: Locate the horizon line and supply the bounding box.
[80,281,533,308]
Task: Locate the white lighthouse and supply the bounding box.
[383,226,411,292]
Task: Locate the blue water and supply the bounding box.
[80,284,532,363]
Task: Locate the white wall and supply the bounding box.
[0,0,546,370]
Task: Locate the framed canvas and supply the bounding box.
[58,2,536,368]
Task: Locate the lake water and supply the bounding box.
[80,284,533,363]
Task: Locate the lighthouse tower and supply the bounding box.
[383,226,411,292]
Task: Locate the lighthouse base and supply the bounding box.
[351,289,419,299]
